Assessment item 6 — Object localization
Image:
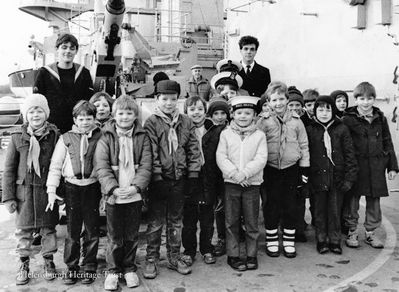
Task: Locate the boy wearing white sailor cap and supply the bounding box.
[216,96,267,271]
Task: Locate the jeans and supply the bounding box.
[15,227,57,258]
[314,188,343,244]
[146,179,185,262]
[182,203,214,257]
[342,195,382,232]
[64,182,101,272]
[106,201,142,273]
[262,165,298,230]
[225,183,260,258]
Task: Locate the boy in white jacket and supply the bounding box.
[216,96,267,271]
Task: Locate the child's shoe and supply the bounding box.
[167,257,192,275]
[365,231,384,248]
[317,242,329,254]
[282,229,296,258]
[63,269,79,285]
[181,254,194,266]
[203,253,216,264]
[43,256,56,281]
[143,259,158,279]
[345,229,359,248]
[265,229,280,257]
[246,257,258,270]
[329,243,342,254]
[213,239,226,256]
[227,257,246,271]
[124,271,139,288]
[81,271,96,285]
[16,257,29,285]
[104,273,119,291]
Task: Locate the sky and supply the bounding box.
[0,2,51,85]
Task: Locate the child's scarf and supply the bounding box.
[71,124,97,169]
[273,109,292,160]
[230,120,257,140]
[116,125,134,168]
[154,107,180,154]
[193,117,206,165]
[27,122,48,177]
[315,119,335,166]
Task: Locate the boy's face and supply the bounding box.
[93,96,111,120]
[287,101,303,115]
[186,101,206,124]
[27,106,46,129]
[232,108,255,127]
[191,68,202,80]
[57,42,77,65]
[73,114,95,132]
[269,92,288,116]
[115,109,136,129]
[156,93,178,115]
[355,95,375,112]
[212,110,228,125]
[240,44,257,64]
[218,85,237,100]
[304,101,315,116]
[316,104,333,123]
[335,97,347,112]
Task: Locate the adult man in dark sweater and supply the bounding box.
[34,33,93,133]
[238,36,271,97]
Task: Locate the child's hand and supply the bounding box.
[388,170,397,180]
[107,195,116,205]
[240,180,250,188]
[45,192,63,212]
[5,200,17,214]
[235,172,247,184]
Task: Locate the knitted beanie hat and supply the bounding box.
[21,93,50,121]
[288,86,304,106]
[153,71,169,86]
[257,95,268,113]
[313,95,337,118]
[330,90,349,105]
[207,97,230,117]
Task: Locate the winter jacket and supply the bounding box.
[144,113,201,181]
[306,118,358,192]
[34,62,94,133]
[94,119,152,198]
[2,123,60,229]
[185,76,212,101]
[257,110,310,170]
[216,125,268,185]
[342,106,398,197]
[46,127,102,194]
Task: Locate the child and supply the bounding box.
[257,81,310,258]
[94,95,152,290]
[217,95,267,271]
[206,97,230,256]
[342,82,398,249]
[2,94,59,285]
[331,90,349,118]
[301,89,319,127]
[306,96,357,254]
[89,92,114,127]
[143,80,201,278]
[181,96,226,265]
[287,86,305,117]
[46,100,102,285]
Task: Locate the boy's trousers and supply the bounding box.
[15,227,57,258]
[182,202,214,257]
[225,183,260,258]
[214,182,226,240]
[262,164,298,230]
[146,178,185,262]
[313,188,343,244]
[342,195,382,232]
[64,182,101,272]
[106,201,142,274]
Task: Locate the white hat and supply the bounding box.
[190,64,202,70]
[210,71,243,90]
[230,95,259,111]
[21,93,50,121]
[216,59,242,73]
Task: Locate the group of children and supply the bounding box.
[2,75,398,289]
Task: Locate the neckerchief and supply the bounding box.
[71,124,97,169]
[116,125,134,168]
[26,122,48,177]
[229,120,257,141]
[315,119,335,166]
[154,107,180,154]
[194,117,206,165]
